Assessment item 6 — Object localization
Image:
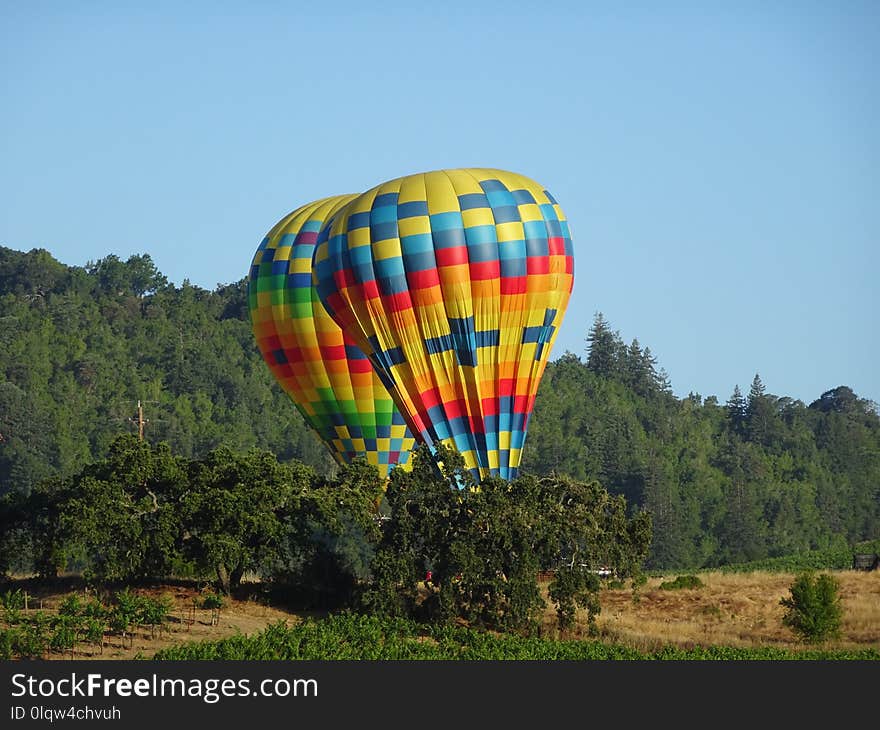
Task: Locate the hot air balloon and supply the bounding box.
[313,168,574,482]
[248,195,416,478]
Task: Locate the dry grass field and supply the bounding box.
[1,579,298,660]
[574,570,880,652]
[4,569,878,659]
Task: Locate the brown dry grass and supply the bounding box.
[540,570,880,652]
[1,577,301,660]
[5,570,878,659]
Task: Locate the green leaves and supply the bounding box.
[152,614,880,661]
[181,446,310,593]
[780,572,843,643]
[363,447,651,634]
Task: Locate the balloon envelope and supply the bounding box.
[313,169,574,481]
[248,195,416,478]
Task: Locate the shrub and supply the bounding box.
[82,598,107,620]
[202,592,224,626]
[17,618,49,658]
[659,575,703,590]
[0,628,16,660]
[139,595,173,637]
[58,594,84,617]
[109,588,141,639]
[201,593,224,610]
[49,617,78,652]
[83,617,105,651]
[1,588,25,611]
[780,572,842,643]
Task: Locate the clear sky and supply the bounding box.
[2,1,877,406]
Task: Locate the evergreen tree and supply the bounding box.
[726,385,747,435]
[746,373,776,447]
[586,312,622,379]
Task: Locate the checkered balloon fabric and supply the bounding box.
[248,195,416,478]
[313,169,574,482]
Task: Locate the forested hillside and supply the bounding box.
[1,246,878,569]
[0,246,336,494]
[522,316,880,568]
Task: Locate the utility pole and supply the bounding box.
[134,400,148,441]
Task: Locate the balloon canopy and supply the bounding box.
[248,195,416,478]
[313,169,574,482]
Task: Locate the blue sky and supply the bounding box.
[2,1,877,405]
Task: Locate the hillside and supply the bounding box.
[1,246,878,570]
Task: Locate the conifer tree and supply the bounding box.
[586,312,622,379]
[726,385,746,434]
[747,373,776,447]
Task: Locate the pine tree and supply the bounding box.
[747,373,776,447]
[586,312,623,379]
[726,385,746,434]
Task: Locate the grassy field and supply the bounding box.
[576,569,880,652]
[1,569,877,659]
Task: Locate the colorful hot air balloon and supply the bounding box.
[248,195,416,478]
[313,168,574,482]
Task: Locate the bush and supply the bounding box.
[1,589,25,611]
[201,593,224,610]
[659,575,703,590]
[49,617,78,652]
[58,594,84,617]
[109,588,141,637]
[0,629,16,660]
[780,572,842,643]
[139,595,173,637]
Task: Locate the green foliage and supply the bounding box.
[49,615,78,652]
[659,575,704,590]
[58,593,84,616]
[0,246,335,505]
[182,446,310,593]
[719,536,856,573]
[139,594,173,633]
[1,589,25,610]
[363,444,651,634]
[780,572,843,643]
[0,589,176,658]
[201,593,224,610]
[152,614,880,661]
[273,458,382,609]
[83,616,105,646]
[1,246,878,579]
[109,588,141,635]
[521,313,880,570]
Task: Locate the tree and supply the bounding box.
[273,458,383,608]
[86,254,167,297]
[182,446,310,593]
[32,435,188,581]
[780,572,842,643]
[586,312,623,379]
[362,444,465,619]
[714,436,768,564]
[809,386,863,415]
[365,444,652,634]
[746,373,778,447]
[726,385,747,435]
[542,474,652,631]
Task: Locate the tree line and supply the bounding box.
[0,435,651,634]
[0,246,878,570]
[522,314,880,568]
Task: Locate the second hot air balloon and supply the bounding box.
[248,195,415,478]
[313,168,574,482]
